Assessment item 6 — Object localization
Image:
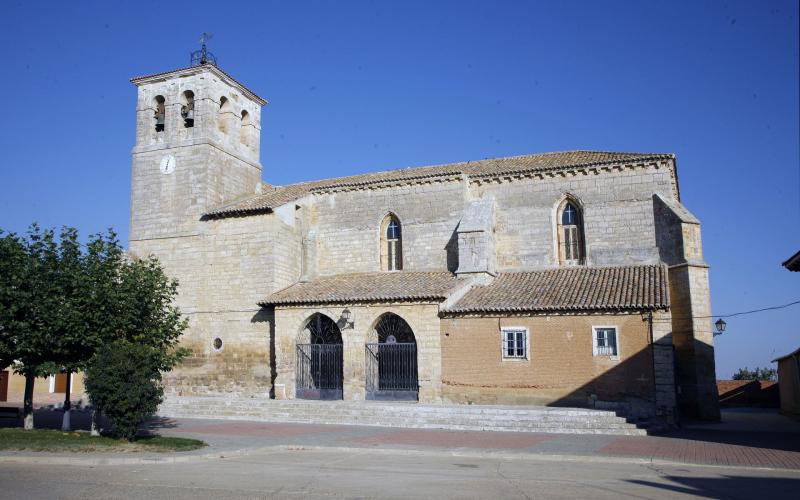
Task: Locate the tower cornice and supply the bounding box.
[130,64,267,106]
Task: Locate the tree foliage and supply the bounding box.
[84,341,164,441]
[83,254,188,438]
[0,224,188,432]
[732,366,777,381]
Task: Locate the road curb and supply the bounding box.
[1,443,798,472]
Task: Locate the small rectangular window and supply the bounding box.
[502,328,527,359]
[593,327,618,357]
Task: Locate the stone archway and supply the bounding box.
[296,313,343,400]
[365,313,418,400]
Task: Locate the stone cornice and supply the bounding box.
[130,64,268,106]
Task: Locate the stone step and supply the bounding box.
[161,400,628,417]
[162,407,630,425]
[162,410,634,428]
[157,396,647,436]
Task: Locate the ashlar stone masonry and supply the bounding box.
[129,62,720,424]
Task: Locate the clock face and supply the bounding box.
[159,155,176,174]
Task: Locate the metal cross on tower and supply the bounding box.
[190,32,217,66]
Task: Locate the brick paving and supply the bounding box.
[158,417,800,470]
[599,434,800,469]
[3,408,799,471]
[344,429,554,449]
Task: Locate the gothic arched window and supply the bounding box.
[557,199,585,265]
[380,214,403,271]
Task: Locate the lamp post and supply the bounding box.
[714,318,726,337]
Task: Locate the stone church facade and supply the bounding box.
[129,62,719,423]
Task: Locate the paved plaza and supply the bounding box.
[1,408,798,498]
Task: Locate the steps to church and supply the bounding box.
[158,396,647,436]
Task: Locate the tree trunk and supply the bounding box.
[23,373,35,430]
[61,371,72,432]
[90,408,100,436]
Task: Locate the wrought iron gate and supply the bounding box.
[296,343,343,400]
[365,343,418,400]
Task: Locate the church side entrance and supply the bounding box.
[366,313,418,401]
[296,313,343,400]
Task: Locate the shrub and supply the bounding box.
[84,341,164,440]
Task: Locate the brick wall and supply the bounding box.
[717,380,779,408]
[440,314,656,411]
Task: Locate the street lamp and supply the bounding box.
[714,318,726,337]
[339,308,354,329]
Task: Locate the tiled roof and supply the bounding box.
[206,150,674,217]
[259,272,466,306]
[783,250,800,272]
[446,265,669,314]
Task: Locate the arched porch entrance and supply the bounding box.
[296,313,343,400]
[365,313,418,401]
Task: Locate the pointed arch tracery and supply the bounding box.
[379,213,403,271]
[556,196,585,266]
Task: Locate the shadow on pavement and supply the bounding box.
[628,475,800,499]
[141,416,180,434]
[650,428,800,453]
[649,408,800,453]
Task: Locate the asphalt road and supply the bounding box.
[1,448,798,499]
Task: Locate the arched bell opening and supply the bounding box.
[365,313,418,401]
[181,90,195,128]
[153,95,166,133]
[295,313,343,400]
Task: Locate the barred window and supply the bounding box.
[502,328,527,359]
[593,327,618,357]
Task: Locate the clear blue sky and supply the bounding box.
[0,1,797,378]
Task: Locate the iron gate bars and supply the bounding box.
[296,343,343,400]
[365,343,418,401]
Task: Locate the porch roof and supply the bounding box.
[445,264,670,314]
[259,271,466,306]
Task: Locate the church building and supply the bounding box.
[129,59,720,424]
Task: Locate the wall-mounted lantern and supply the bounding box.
[714,318,726,337]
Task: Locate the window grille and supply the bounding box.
[593,327,618,357]
[502,328,527,359]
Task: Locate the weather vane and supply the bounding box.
[190,32,217,66]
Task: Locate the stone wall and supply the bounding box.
[304,163,676,279]
[273,303,443,402]
[310,181,466,276]
[472,164,674,269]
[130,211,300,396]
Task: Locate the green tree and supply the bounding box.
[732,366,777,381]
[0,225,62,429]
[0,231,27,370]
[84,254,188,438]
[51,229,125,430]
[84,340,164,440]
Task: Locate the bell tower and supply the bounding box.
[129,48,267,243]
